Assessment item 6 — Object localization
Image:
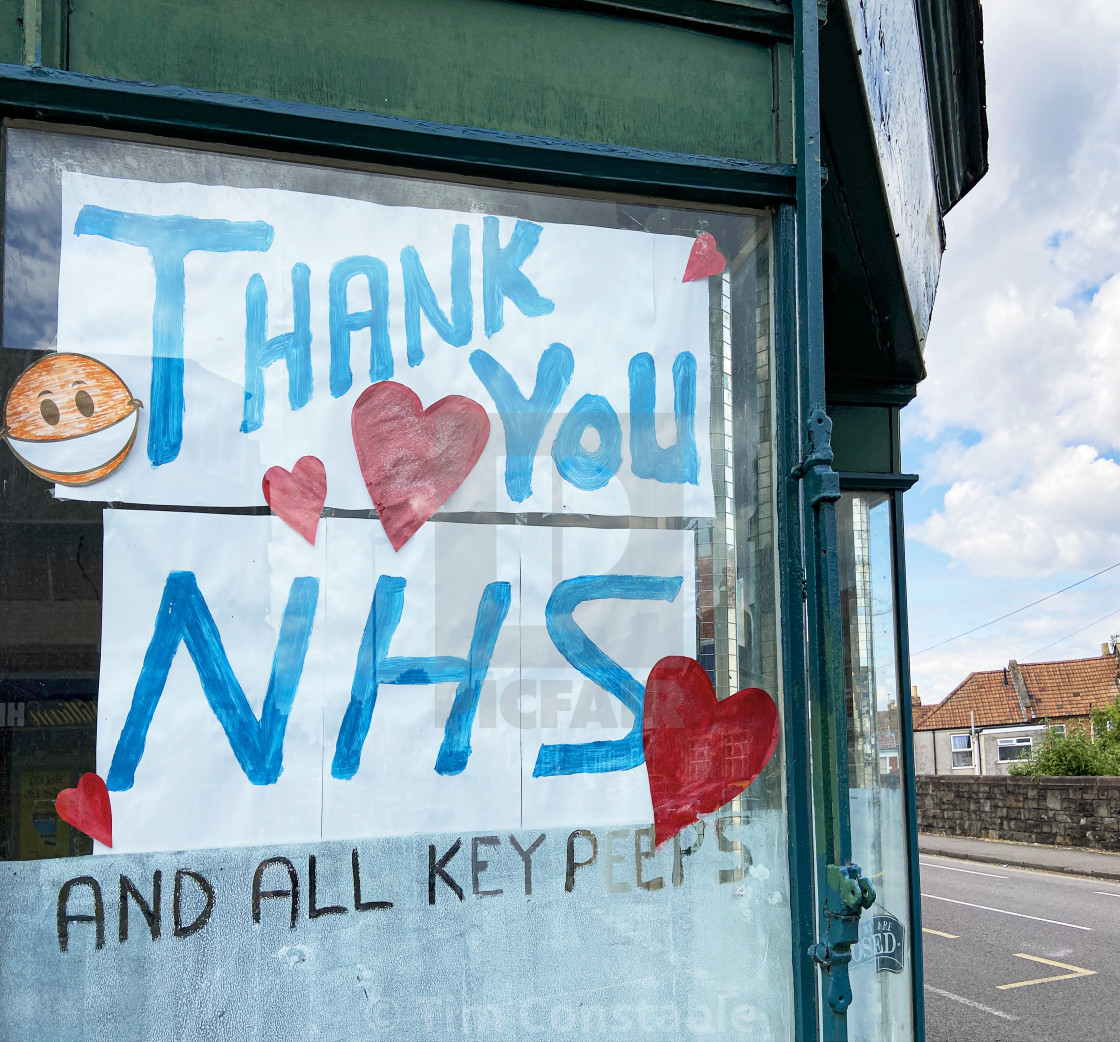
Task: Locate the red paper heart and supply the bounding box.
[263,456,327,545]
[682,233,727,282]
[352,381,490,551]
[642,656,779,846]
[55,772,113,848]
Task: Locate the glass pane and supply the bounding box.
[951,734,970,751]
[0,127,791,1040]
[837,491,914,1042]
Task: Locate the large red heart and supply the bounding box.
[681,233,727,282]
[643,656,779,846]
[352,381,490,551]
[263,456,327,546]
[55,772,113,848]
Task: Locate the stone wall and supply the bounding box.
[916,775,1120,851]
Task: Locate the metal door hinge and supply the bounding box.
[808,863,876,1014]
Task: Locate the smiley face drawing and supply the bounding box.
[1,353,143,486]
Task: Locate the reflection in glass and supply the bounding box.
[838,492,914,1041]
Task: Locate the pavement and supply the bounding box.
[919,832,1120,881]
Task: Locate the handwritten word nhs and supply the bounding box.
[106,569,683,794]
[74,207,701,495]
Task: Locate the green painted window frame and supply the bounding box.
[838,472,926,1042]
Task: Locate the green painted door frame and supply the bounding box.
[793,2,877,1038]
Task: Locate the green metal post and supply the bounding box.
[891,491,926,1042]
[776,203,821,1042]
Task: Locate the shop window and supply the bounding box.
[996,736,1032,762]
[837,492,914,1041]
[0,125,793,1036]
[951,733,974,768]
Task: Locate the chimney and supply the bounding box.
[1104,643,1112,657]
[1008,659,1034,721]
[911,684,921,708]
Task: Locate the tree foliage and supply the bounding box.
[1090,696,1120,758]
[1008,699,1120,777]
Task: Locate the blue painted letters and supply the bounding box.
[107,571,319,790]
[328,255,392,396]
[482,216,555,336]
[534,574,683,777]
[332,576,511,780]
[73,207,274,465]
[241,264,313,433]
[470,342,574,502]
[401,224,473,367]
[628,351,700,485]
[551,393,623,491]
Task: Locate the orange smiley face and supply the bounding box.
[1,353,143,485]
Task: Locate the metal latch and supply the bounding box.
[808,863,876,1014]
[791,407,841,507]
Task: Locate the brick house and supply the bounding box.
[913,644,1120,775]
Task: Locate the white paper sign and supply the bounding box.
[55,174,715,518]
[98,511,696,854]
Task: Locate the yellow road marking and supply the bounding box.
[923,928,958,939]
[997,953,1096,990]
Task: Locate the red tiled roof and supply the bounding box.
[914,653,1120,731]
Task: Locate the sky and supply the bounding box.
[903,0,1120,704]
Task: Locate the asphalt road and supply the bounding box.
[921,854,1120,1042]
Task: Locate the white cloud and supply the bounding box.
[908,1,1120,576]
[903,1,1120,700]
[916,445,1120,577]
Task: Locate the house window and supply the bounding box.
[951,733,974,768]
[997,736,1033,762]
[1050,724,1066,737]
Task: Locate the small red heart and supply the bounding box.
[352,381,490,551]
[642,656,779,846]
[682,233,727,282]
[55,773,113,848]
[262,456,327,546]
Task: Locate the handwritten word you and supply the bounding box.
[76,207,701,497]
